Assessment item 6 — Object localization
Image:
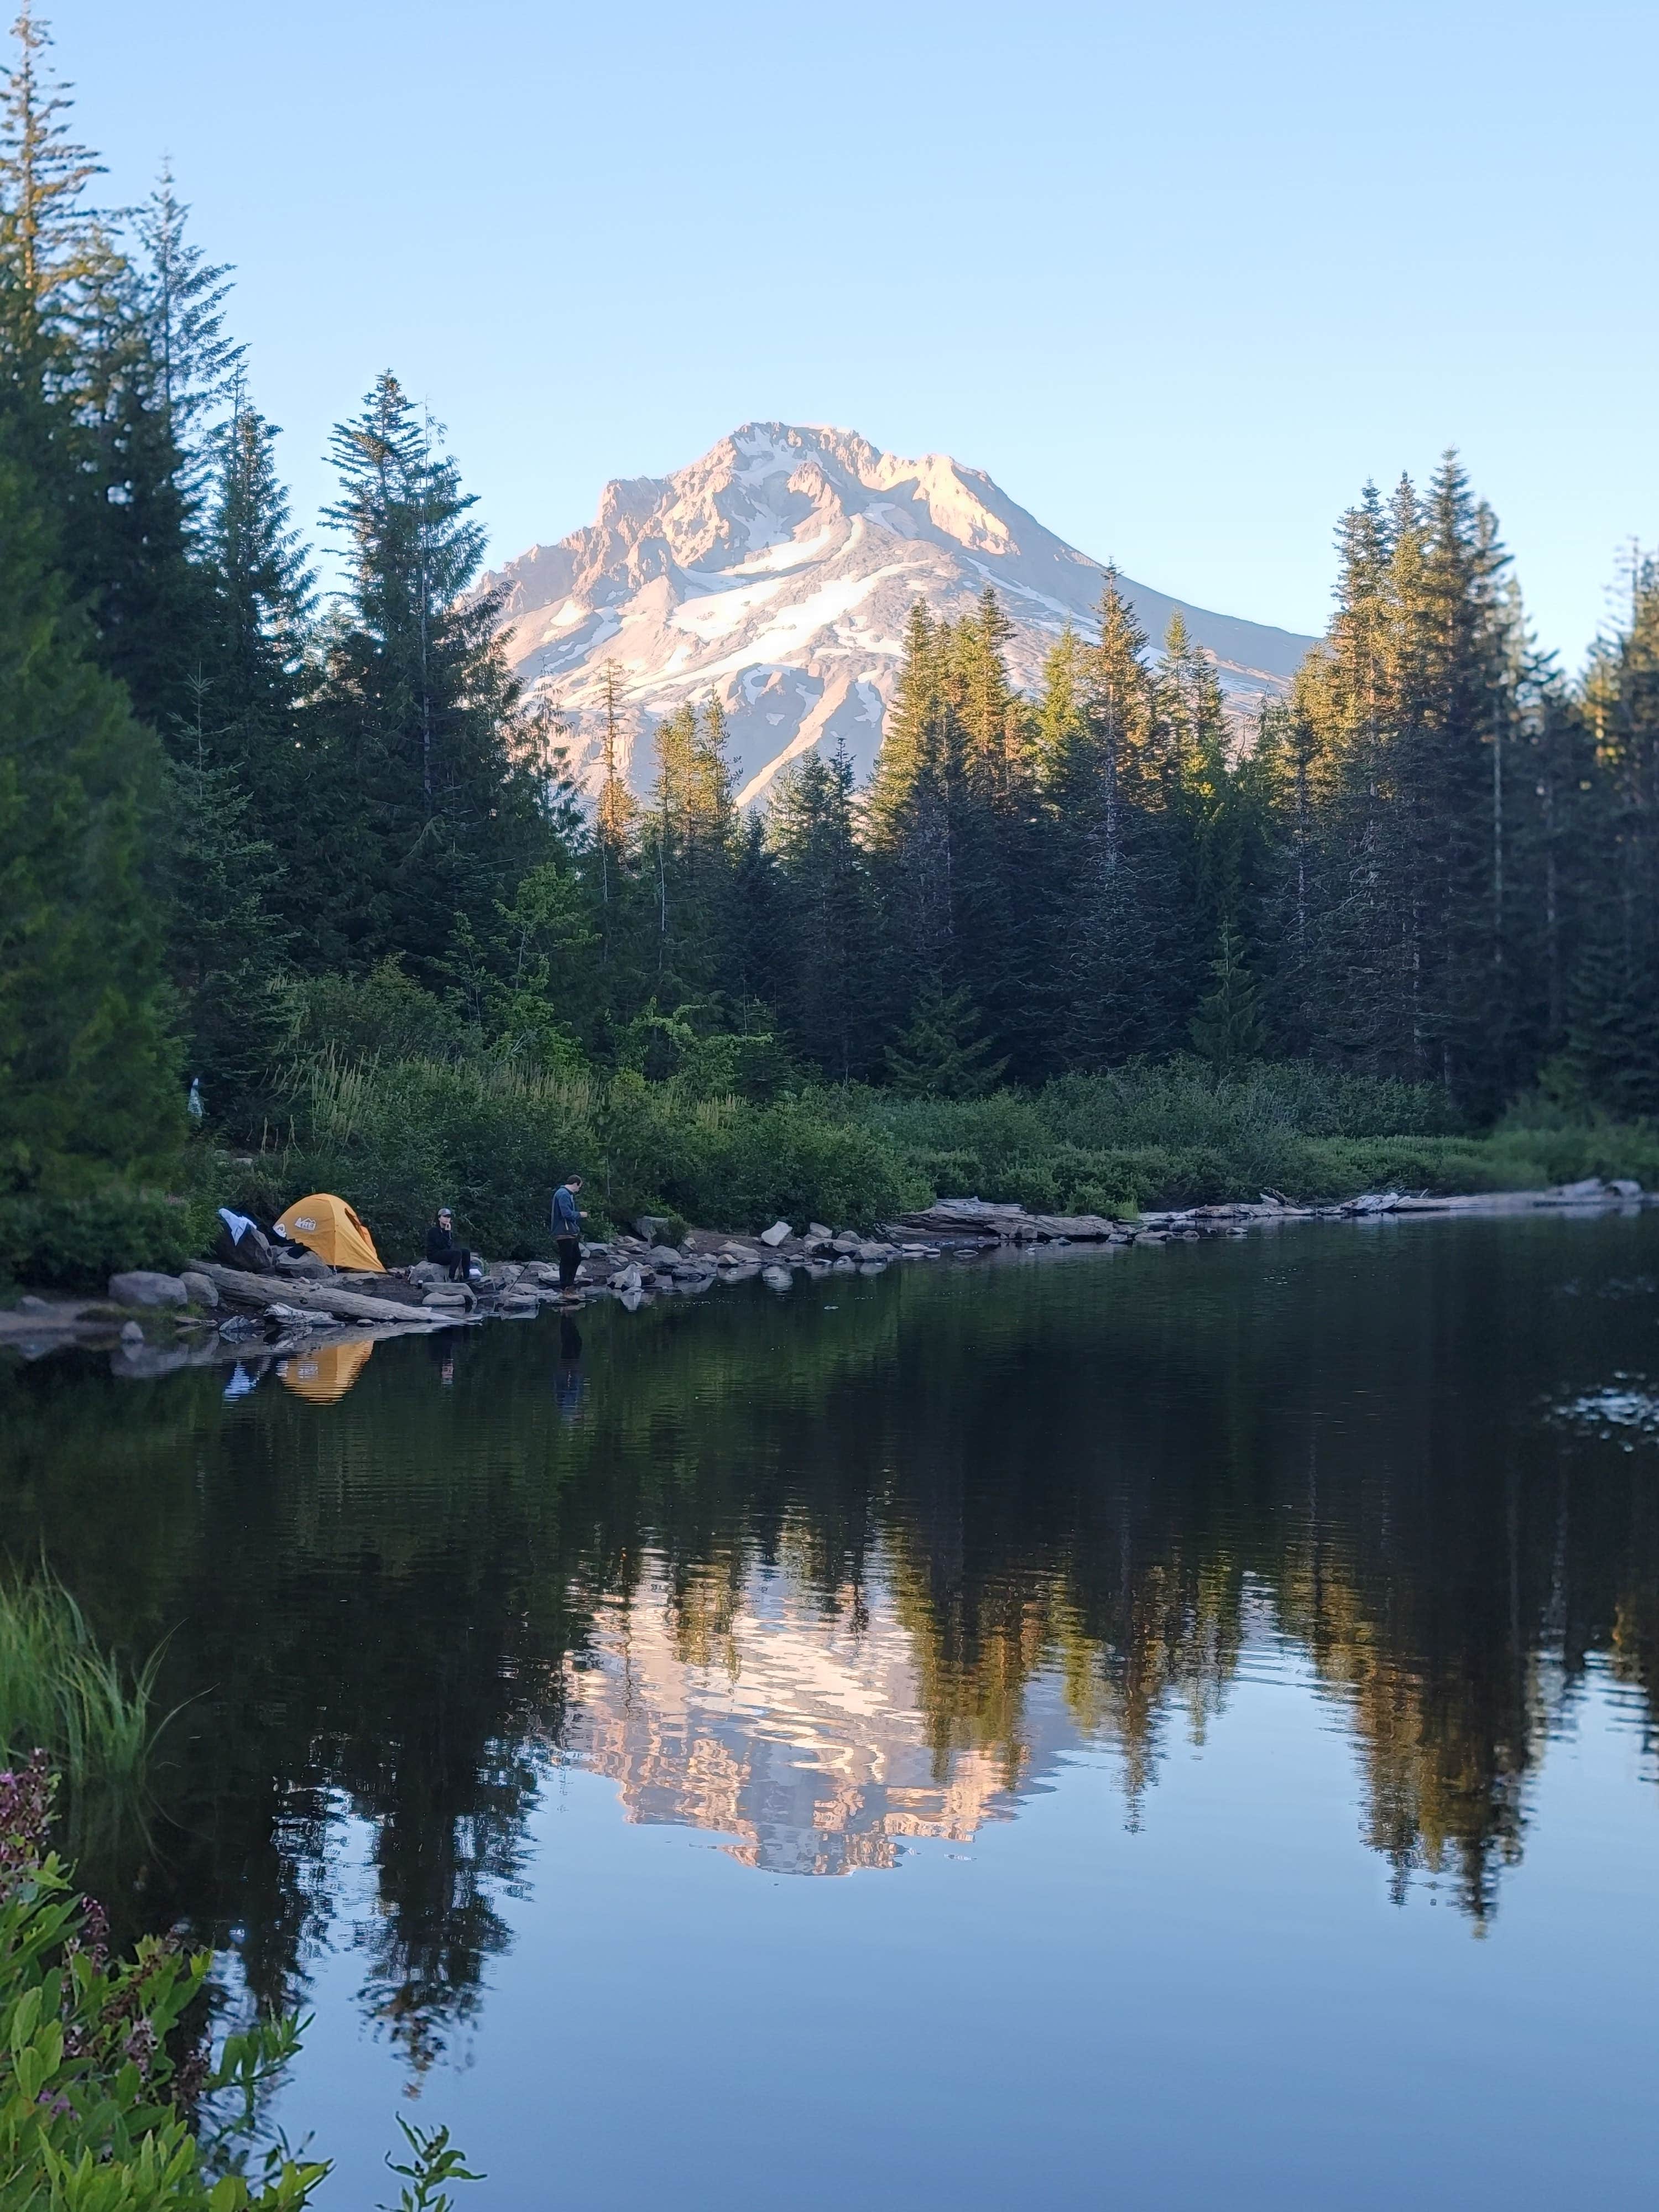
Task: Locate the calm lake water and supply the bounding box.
[7,1213,1659,2208]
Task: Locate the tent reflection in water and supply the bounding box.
[279,1337,375,1405]
[272,1192,384,1272]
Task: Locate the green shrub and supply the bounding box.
[237,1048,1659,1257]
[0,1757,478,2211]
[0,1189,214,1291]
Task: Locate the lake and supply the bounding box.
[5,1212,1659,2209]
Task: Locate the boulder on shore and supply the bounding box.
[108,1270,189,1308]
[179,1271,219,1308]
[760,1220,793,1248]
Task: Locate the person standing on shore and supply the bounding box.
[552,1175,586,1300]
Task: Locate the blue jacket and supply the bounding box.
[551,1185,581,1237]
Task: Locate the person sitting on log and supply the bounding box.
[425,1207,474,1283]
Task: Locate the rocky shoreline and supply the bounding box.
[1,1176,1652,1373]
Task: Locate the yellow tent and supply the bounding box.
[273,1192,384,1273]
[279,1337,375,1405]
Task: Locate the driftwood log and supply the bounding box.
[197,1262,440,1324]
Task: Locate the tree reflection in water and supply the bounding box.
[4,1211,1659,2063]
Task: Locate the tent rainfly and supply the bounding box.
[273,1193,384,1273]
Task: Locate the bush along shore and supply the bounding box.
[4,1171,1653,1374]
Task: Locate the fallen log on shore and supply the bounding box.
[196,1262,441,1324]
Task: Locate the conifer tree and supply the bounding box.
[201,399,314,787]
[1047,572,1161,1065]
[770,739,879,1081]
[0,455,180,1190]
[884,977,1007,1099]
[640,694,739,1002]
[591,656,638,976]
[161,675,291,1114]
[318,372,549,972]
[0,12,201,730]
[1189,920,1267,1070]
[132,163,242,519]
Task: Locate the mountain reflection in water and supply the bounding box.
[5,1211,1659,2080]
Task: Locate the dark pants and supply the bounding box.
[556,1237,582,1292]
[446,1249,472,1282]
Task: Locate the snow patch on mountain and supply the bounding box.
[486,422,1314,806]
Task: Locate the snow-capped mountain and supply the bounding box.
[488,422,1313,806]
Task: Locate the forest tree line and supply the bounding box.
[3,11,1659,1222]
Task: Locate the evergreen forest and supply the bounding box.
[4,12,1659,1276]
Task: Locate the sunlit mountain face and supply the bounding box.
[562,1557,1070,1876]
[486,423,1314,804]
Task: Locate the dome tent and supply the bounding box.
[273,1193,384,1273]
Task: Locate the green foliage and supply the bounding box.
[275,960,465,1071]
[314,372,557,977]
[0,1756,327,2210]
[1190,922,1268,1070]
[0,1191,212,1292]
[380,2121,482,2212]
[7,11,1659,1290]
[0,461,182,1200]
[884,978,1007,1099]
[0,1575,158,1804]
[253,1056,927,1255]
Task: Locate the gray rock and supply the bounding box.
[722,1262,761,1284]
[16,1294,50,1313]
[1610,1177,1643,1197]
[634,1215,675,1244]
[179,1271,219,1308]
[806,1223,833,1243]
[422,1287,472,1310]
[857,1261,888,1276]
[831,1255,858,1274]
[108,1270,188,1309]
[761,1264,793,1291]
[409,1261,449,1287]
[760,1220,793,1248]
[1556,1176,1605,1199]
[119,1320,144,1345]
[831,1235,861,1255]
[611,1263,645,1294]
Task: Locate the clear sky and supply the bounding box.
[48,0,1659,664]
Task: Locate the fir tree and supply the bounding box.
[0,12,201,730]
[884,977,1007,1099]
[318,372,549,972]
[161,672,291,1115]
[0,454,180,1191]
[132,164,241,514]
[1189,921,1267,1070]
[641,693,738,1002]
[770,740,879,1082]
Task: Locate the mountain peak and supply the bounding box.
[488,424,1312,805]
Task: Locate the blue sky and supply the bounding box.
[52,0,1659,663]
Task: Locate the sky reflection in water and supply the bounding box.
[6,1214,1659,2208]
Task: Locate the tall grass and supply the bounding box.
[0,1571,161,1794]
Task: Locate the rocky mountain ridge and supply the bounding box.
[486,422,1314,804]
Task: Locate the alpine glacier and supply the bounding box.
[487,423,1314,805]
